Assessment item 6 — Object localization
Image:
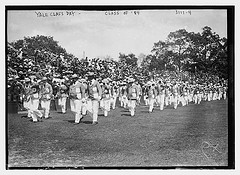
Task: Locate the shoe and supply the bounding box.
[45,117,52,119]
[92,121,98,125]
[74,122,79,125]
[79,117,84,123]
[21,115,28,118]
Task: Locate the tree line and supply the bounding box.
[7,26,228,79]
[119,26,228,79]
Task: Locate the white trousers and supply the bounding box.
[189,94,193,102]
[122,95,128,108]
[102,98,110,117]
[207,93,211,101]
[41,100,51,118]
[213,92,219,100]
[58,97,67,113]
[149,98,155,112]
[137,95,141,104]
[194,94,202,104]
[144,95,149,105]
[172,94,178,109]
[164,95,170,106]
[119,96,123,107]
[223,92,227,100]
[88,100,99,122]
[30,99,42,122]
[70,99,83,123]
[217,92,222,100]
[198,94,202,104]
[129,99,136,116]
[182,95,188,106]
[23,100,32,118]
[110,96,117,109]
[209,92,213,101]
[202,94,207,101]
[157,94,165,110]
[82,100,87,115]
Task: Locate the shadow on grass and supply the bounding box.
[121,113,131,117]
[21,115,28,118]
[63,119,92,124]
[63,120,75,123]
[82,121,93,124]
[121,110,130,113]
[140,111,150,113]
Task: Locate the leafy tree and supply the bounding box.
[119,53,138,67]
[187,26,228,77]
[7,35,75,76]
[151,26,228,78]
[166,29,192,72]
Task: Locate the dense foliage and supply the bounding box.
[7,26,228,81]
[142,26,228,79]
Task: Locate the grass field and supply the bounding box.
[7,99,228,168]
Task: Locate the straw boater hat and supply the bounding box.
[25,78,31,82]
[72,74,78,79]
[87,72,96,79]
[41,77,47,81]
[102,78,109,84]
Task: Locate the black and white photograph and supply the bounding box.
[5,5,234,170]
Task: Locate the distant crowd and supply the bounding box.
[7,54,228,124]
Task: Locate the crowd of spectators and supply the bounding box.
[7,42,227,108]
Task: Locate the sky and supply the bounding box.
[7,9,227,60]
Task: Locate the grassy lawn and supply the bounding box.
[7,99,228,168]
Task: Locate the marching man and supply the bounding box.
[101,78,111,117]
[128,78,140,116]
[136,82,142,105]
[171,81,179,109]
[156,80,165,111]
[193,85,201,104]
[69,74,86,125]
[87,72,102,125]
[164,83,171,107]
[120,81,128,108]
[40,77,53,119]
[223,85,227,100]
[147,81,157,113]
[23,77,32,118]
[182,84,189,106]
[208,84,213,101]
[81,78,88,116]
[118,82,123,107]
[212,85,218,101]
[217,84,222,100]
[30,79,43,122]
[110,81,119,110]
[143,85,149,106]
[57,81,68,114]
[69,75,78,122]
